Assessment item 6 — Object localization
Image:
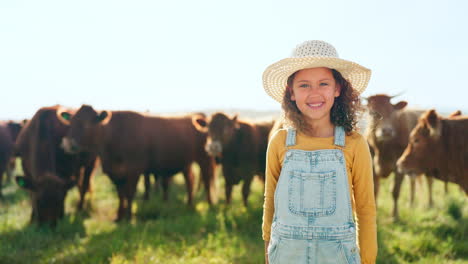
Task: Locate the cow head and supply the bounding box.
[7,121,24,142]
[58,105,111,153]
[193,112,240,159]
[16,173,75,227]
[365,94,407,142]
[397,109,441,174]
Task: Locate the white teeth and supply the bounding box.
[307,103,323,107]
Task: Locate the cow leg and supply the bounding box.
[223,167,234,205]
[373,170,380,207]
[30,192,38,224]
[152,173,160,192]
[115,184,127,222]
[392,172,404,221]
[198,158,217,205]
[426,174,434,208]
[225,183,233,205]
[161,176,170,201]
[0,170,3,199]
[78,165,94,211]
[6,158,16,182]
[124,175,139,220]
[6,168,14,183]
[31,206,38,224]
[0,162,8,198]
[143,172,151,201]
[242,174,253,207]
[59,200,65,219]
[409,175,416,208]
[182,165,194,206]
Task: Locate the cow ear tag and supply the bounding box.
[61,112,71,121]
[17,178,25,187]
[16,176,27,188]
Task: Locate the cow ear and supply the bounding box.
[57,109,72,125]
[424,109,441,138]
[232,115,240,129]
[393,101,407,110]
[96,111,112,125]
[61,112,71,121]
[16,176,35,190]
[192,115,208,132]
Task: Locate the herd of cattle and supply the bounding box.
[0,94,466,226]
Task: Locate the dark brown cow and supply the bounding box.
[59,105,216,221]
[15,106,97,226]
[397,110,468,193]
[193,112,274,206]
[365,94,428,220]
[0,121,24,197]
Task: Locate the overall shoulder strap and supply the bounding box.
[285,128,297,147]
[334,126,346,147]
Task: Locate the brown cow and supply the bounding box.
[192,112,274,206]
[397,110,468,193]
[59,105,216,221]
[365,94,428,220]
[15,106,97,226]
[0,121,23,197]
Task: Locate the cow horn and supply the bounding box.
[390,91,406,99]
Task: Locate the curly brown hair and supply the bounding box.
[281,68,363,135]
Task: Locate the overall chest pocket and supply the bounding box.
[288,170,337,217]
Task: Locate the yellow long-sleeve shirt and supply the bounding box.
[262,129,377,264]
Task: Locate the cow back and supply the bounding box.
[393,109,425,147]
[98,112,208,174]
[439,117,468,188]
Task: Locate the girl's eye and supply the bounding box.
[299,84,309,88]
[320,82,329,86]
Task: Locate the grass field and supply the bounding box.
[0,164,467,264]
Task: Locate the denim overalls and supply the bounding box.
[268,127,361,264]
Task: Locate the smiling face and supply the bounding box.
[290,67,340,127]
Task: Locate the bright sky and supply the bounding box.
[1,0,466,120]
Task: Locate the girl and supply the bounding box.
[262,40,377,264]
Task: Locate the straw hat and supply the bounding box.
[262,40,371,102]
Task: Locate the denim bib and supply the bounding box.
[268,127,361,264]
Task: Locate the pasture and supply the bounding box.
[0,163,467,264]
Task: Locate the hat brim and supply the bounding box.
[263,57,371,102]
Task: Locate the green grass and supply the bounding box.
[0,166,467,263]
